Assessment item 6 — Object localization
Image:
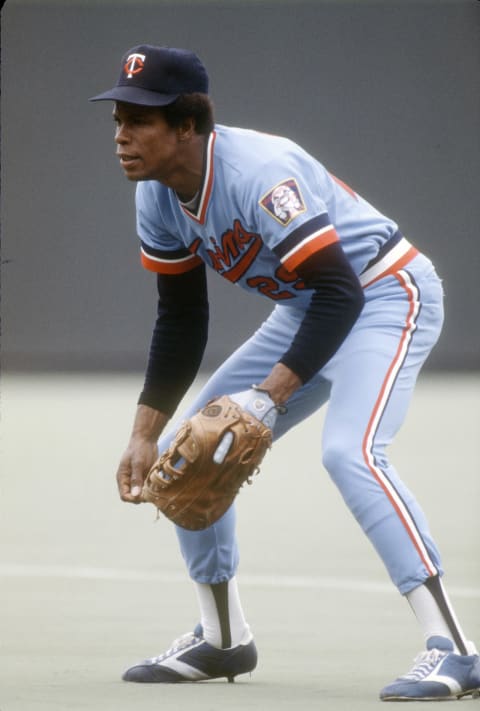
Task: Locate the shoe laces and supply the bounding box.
[400,648,448,681]
[150,630,202,664]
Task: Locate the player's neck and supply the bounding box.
[173,133,208,202]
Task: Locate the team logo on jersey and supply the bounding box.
[198,219,263,283]
[259,178,306,226]
[124,53,146,78]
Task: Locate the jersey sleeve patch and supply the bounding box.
[259,178,307,226]
[273,214,339,272]
[140,241,203,274]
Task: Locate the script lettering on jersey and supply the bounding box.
[192,219,306,300]
[205,219,263,283]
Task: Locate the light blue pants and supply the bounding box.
[157,253,445,595]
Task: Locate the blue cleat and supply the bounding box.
[122,625,257,683]
[380,636,480,701]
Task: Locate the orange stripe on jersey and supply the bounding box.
[361,270,438,577]
[282,227,339,272]
[140,250,203,274]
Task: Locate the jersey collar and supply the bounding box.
[179,130,216,225]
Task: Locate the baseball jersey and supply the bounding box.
[136,124,400,309]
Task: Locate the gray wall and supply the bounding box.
[2,0,479,373]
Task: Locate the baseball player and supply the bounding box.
[90,45,480,700]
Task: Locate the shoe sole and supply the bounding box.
[165,671,251,684]
[381,687,480,701]
[123,667,253,684]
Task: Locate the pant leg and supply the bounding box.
[320,255,445,594]
[161,305,331,583]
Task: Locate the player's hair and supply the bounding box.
[163,93,214,135]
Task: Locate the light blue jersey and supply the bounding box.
[136,125,404,306]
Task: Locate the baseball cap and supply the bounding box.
[89,45,209,106]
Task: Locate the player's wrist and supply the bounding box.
[130,404,168,441]
[251,384,287,414]
[228,387,284,430]
[256,362,302,406]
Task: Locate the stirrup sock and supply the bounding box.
[406,575,469,654]
[195,577,250,649]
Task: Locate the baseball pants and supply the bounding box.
[157,252,445,595]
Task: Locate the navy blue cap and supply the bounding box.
[89,45,209,105]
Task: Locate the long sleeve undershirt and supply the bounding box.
[138,265,209,416]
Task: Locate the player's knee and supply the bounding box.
[322,437,363,482]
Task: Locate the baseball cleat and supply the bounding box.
[380,636,480,701]
[122,625,257,683]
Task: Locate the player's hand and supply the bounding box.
[116,436,159,504]
[213,388,282,464]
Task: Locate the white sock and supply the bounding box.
[194,577,251,649]
[406,579,470,653]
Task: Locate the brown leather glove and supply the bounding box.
[142,395,273,530]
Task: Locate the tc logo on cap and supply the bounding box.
[124,53,146,78]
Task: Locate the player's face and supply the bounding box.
[113,102,183,183]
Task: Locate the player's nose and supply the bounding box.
[114,124,130,144]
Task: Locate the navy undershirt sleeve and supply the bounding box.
[279,242,365,383]
[138,264,209,416]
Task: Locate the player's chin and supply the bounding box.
[123,172,142,182]
[122,171,149,183]
[119,159,145,180]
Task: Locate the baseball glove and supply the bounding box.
[142,395,273,530]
